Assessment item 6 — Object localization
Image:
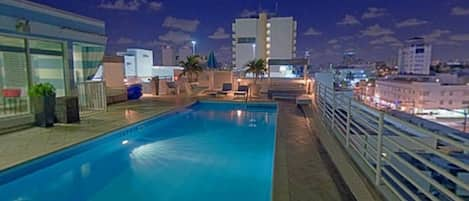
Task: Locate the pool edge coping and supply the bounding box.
[0,100,199,173]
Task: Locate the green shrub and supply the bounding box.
[29,83,56,97]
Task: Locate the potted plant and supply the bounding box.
[245,59,267,96]
[29,83,56,127]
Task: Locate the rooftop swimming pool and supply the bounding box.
[0,101,278,201]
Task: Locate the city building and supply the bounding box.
[161,45,176,66]
[176,46,192,63]
[232,12,297,77]
[375,74,469,115]
[0,0,106,127]
[398,37,432,75]
[332,66,373,89]
[117,48,153,78]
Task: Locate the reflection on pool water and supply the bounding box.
[0,102,277,201]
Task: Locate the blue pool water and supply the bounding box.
[0,102,278,201]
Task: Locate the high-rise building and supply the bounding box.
[232,13,297,68]
[176,46,192,63]
[398,37,432,75]
[161,45,176,66]
[342,51,357,66]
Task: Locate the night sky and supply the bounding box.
[29,0,469,65]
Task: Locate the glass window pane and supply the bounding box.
[0,35,25,48]
[30,39,66,97]
[0,35,29,116]
[73,43,105,82]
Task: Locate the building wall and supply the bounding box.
[0,0,106,128]
[127,49,153,77]
[161,46,175,66]
[398,39,432,75]
[102,57,125,88]
[177,46,192,63]
[232,14,297,68]
[232,19,258,68]
[376,80,469,111]
[268,17,295,59]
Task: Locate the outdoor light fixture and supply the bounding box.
[122,140,129,145]
[191,40,197,55]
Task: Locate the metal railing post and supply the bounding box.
[346,97,352,147]
[332,89,336,130]
[375,111,384,186]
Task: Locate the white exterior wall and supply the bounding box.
[232,19,258,68]
[127,49,153,77]
[376,80,469,110]
[232,14,297,68]
[398,42,432,75]
[268,17,295,59]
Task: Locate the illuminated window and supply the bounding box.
[0,35,29,115]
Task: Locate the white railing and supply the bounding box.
[314,82,469,201]
[77,80,107,112]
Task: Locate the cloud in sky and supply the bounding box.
[98,0,162,11]
[423,29,451,42]
[304,27,322,36]
[158,30,192,44]
[115,37,135,44]
[395,18,429,28]
[362,7,387,19]
[337,15,360,25]
[450,34,469,41]
[148,1,162,11]
[163,16,200,32]
[361,24,394,36]
[328,39,338,44]
[209,27,230,39]
[369,36,401,46]
[239,9,257,17]
[451,6,469,16]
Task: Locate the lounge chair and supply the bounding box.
[166,81,178,95]
[217,83,232,96]
[234,85,249,99]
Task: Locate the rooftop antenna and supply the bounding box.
[274,1,279,16]
[258,0,262,13]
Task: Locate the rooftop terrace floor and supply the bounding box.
[0,95,372,201]
[0,96,194,171]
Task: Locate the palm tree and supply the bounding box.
[245,59,267,84]
[179,55,203,82]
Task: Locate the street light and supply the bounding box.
[251,43,256,60]
[191,40,197,55]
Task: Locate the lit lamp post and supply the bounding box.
[191,40,197,55]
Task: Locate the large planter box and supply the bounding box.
[32,95,56,127]
[55,96,80,123]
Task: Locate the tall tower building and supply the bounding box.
[161,45,176,66]
[232,13,297,68]
[398,37,432,75]
[176,46,192,63]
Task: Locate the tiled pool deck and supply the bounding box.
[0,96,194,171]
[0,95,376,201]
